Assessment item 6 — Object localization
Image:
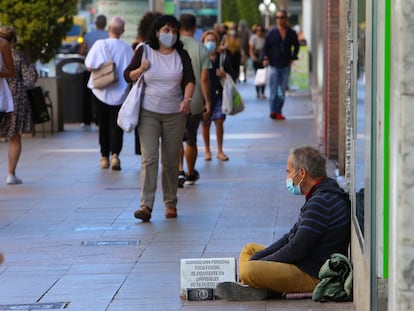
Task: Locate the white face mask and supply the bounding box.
[159,33,177,48]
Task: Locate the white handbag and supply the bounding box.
[254,68,268,86]
[117,44,146,132]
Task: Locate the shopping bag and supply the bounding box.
[27,86,51,124]
[221,74,245,115]
[254,68,268,86]
[117,75,144,132]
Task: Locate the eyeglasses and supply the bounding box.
[276,16,286,19]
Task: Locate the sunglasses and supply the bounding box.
[276,16,286,19]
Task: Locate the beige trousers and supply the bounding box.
[239,243,319,293]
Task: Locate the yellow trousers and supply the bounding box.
[239,243,319,293]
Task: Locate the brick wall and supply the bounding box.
[324,0,340,159]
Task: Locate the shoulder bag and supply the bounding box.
[91,40,118,89]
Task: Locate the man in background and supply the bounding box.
[178,13,211,187]
[262,10,299,120]
[79,15,109,128]
[84,16,133,171]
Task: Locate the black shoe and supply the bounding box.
[184,169,200,185]
[178,171,186,188]
[214,282,268,301]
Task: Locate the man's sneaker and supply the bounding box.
[111,154,121,171]
[6,174,22,185]
[178,171,186,188]
[275,113,286,120]
[184,169,200,185]
[214,282,268,301]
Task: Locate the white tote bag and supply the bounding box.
[254,68,268,86]
[117,75,144,132]
[117,44,146,132]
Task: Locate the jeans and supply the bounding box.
[138,109,187,210]
[239,243,319,293]
[268,66,291,114]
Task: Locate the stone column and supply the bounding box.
[388,0,414,309]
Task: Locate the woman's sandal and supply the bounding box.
[217,153,229,161]
[165,207,177,219]
[134,206,152,222]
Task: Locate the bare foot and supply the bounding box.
[204,151,212,161]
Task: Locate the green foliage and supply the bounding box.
[222,0,262,29]
[0,0,77,63]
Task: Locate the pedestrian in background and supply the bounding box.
[79,15,109,128]
[85,16,133,171]
[124,15,195,222]
[0,26,37,185]
[177,13,211,187]
[222,28,241,82]
[238,20,250,83]
[201,30,234,162]
[0,36,14,122]
[249,25,267,99]
[262,10,299,120]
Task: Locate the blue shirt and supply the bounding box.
[83,29,109,53]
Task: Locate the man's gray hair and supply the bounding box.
[289,146,326,179]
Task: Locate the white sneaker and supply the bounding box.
[6,174,22,185]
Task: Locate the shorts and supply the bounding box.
[183,112,202,146]
[203,98,225,126]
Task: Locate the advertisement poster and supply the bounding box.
[289,45,309,91]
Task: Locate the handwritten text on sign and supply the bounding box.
[180,258,236,298]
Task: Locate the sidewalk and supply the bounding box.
[0,76,353,311]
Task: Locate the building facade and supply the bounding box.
[306,0,414,310]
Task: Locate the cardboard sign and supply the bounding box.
[180,257,237,299]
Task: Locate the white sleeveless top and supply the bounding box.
[0,51,14,112]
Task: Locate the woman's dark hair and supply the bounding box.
[137,11,163,42]
[148,15,183,50]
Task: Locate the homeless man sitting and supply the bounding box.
[215,145,351,301]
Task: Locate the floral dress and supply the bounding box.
[1,49,37,139]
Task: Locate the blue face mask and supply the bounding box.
[204,41,216,52]
[286,172,303,195]
[159,33,177,48]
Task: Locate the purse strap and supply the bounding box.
[135,42,147,62]
[219,53,225,69]
[103,40,113,62]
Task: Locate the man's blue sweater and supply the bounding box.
[250,177,351,279]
